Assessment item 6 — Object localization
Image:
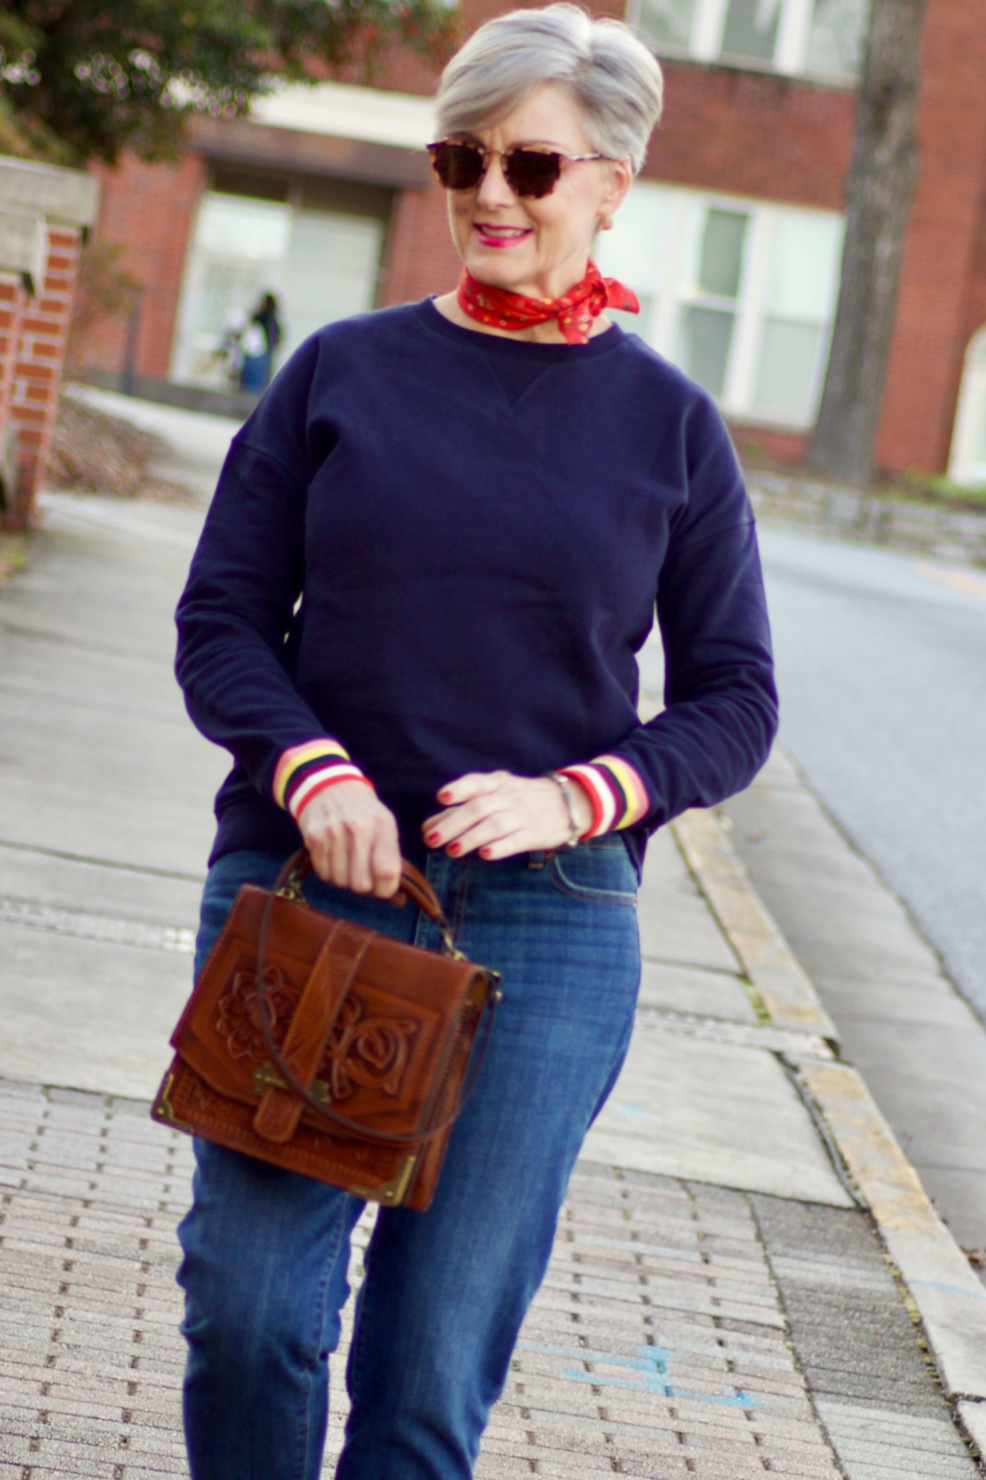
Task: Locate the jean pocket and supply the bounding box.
[548,837,638,905]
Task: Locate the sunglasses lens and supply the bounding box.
[429,142,565,198]
[503,150,562,199]
[430,143,485,191]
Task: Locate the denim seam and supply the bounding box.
[450,855,473,942]
[293,1195,354,1480]
[547,857,638,905]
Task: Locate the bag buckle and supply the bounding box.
[252,1061,331,1104]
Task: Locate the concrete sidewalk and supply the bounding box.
[1,488,984,1477]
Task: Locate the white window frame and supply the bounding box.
[948,329,986,488]
[628,0,865,81]
[596,181,844,429]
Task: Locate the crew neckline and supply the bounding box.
[415,296,626,360]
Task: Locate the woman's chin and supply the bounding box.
[464,259,543,297]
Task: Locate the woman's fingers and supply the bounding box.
[424,772,513,839]
[433,772,503,809]
[298,781,401,897]
[369,827,403,900]
[424,773,586,858]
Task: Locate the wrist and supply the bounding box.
[546,772,592,847]
[556,758,650,838]
[274,738,372,823]
[295,772,375,821]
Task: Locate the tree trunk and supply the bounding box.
[803,0,930,487]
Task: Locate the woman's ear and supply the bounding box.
[600,158,633,228]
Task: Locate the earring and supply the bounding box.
[598,214,614,231]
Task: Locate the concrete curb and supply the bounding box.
[672,807,840,1044]
[673,805,986,1411]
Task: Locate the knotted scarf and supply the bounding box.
[457,260,639,346]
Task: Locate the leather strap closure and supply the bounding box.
[252,919,373,1144]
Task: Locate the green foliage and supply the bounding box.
[0,0,457,164]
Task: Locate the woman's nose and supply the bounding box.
[475,152,515,207]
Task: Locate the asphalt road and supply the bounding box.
[750,528,986,1024]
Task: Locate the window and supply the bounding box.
[631,0,869,80]
[678,208,749,397]
[596,181,844,428]
[170,175,390,387]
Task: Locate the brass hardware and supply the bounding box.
[440,926,467,961]
[252,1062,331,1103]
[151,1072,194,1134]
[350,1154,418,1206]
[276,868,306,903]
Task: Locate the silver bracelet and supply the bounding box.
[547,772,583,849]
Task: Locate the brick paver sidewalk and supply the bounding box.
[1,1078,973,1479]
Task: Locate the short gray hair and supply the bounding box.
[434,4,663,175]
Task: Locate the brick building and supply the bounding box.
[0,159,99,528]
[75,0,986,484]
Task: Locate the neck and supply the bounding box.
[433,292,612,343]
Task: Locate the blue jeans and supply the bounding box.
[177,840,640,1479]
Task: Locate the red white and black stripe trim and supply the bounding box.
[273,739,373,822]
[557,755,650,839]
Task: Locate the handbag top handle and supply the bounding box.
[277,851,465,961]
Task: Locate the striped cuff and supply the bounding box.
[273,739,373,822]
[557,756,650,839]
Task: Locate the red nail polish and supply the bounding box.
[447,842,462,856]
[480,847,492,860]
[425,832,441,846]
[438,790,453,803]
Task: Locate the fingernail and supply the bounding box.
[480,847,492,860]
[438,790,453,803]
[425,831,441,846]
[446,842,462,856]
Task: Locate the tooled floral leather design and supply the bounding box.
[216,966,301,1062]
[319,995,419,1102]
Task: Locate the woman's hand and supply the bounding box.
[297,781,403,898]
[423,771,594,860]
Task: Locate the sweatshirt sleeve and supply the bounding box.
[174,338,369,812]
[561,392,778,836]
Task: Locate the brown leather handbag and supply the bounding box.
[151,852,501,1211]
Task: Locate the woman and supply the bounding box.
[238,292,283,392]
[173,6,778,1477]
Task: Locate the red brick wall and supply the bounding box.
[4,227,82,529]
[0,275,26,466]
[876,0,986,475]
[78,152,206,382]
[644,60,856,210]
[730,422,806,468]
[962,186,986,345]
[379,181,461,306]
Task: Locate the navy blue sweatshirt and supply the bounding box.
[175,299,778,872]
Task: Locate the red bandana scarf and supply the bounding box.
[457,259,639,346]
